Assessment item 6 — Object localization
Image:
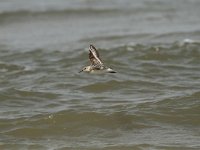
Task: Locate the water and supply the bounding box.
[0,0,200,149]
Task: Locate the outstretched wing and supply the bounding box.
[89,45,103,66]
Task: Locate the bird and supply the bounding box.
[79,44,116,74]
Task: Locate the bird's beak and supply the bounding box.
[79,70,83,73]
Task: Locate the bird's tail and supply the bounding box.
[107,68,117,73]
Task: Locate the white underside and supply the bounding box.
[90,69,108,74]
[90,68,115,74]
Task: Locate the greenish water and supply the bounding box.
[0,0,200,149]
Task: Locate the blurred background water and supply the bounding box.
[0,0,200,149]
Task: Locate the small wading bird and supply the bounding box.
[79,45,116,74]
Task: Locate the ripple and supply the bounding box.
[0,62,25,72]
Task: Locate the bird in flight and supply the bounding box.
[79,45,116,74]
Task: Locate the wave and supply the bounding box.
[2,110,152,136]
[154,30,200,40]
[78,79,166,93]
[0,8,122,27]
[0,8,119,20]
[0,62,25,72]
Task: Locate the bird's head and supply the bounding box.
[79,66,91,73]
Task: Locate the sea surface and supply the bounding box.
[0,0,200,150]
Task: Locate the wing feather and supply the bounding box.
[89,45,103,66]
